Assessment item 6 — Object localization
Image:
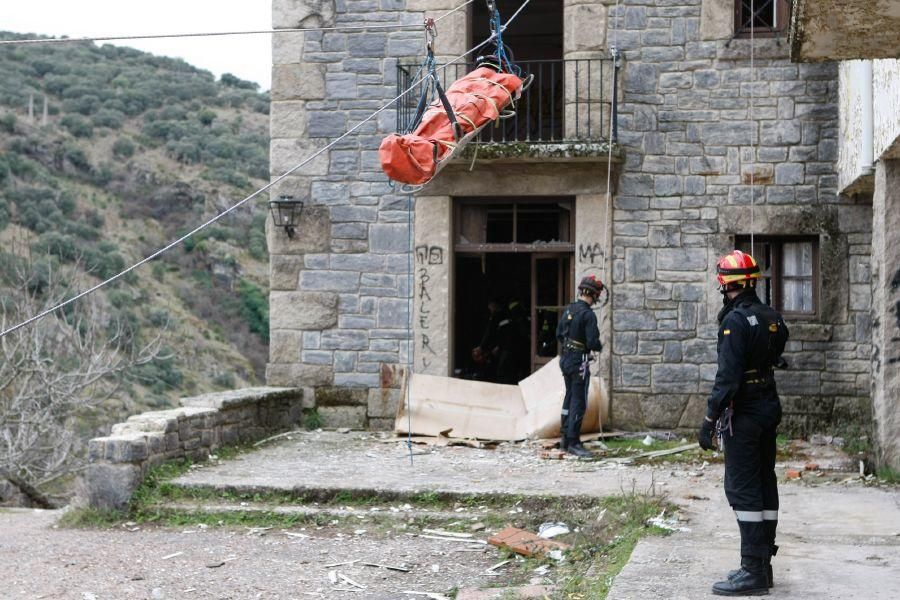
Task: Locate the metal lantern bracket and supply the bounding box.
[268,195,304,239]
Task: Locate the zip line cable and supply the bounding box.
[0,0,475,46]
[0,1,533,339]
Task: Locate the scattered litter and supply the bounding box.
[488,527,571,558]
[338,573,366,589]
[422,528,472,539]
[361,562,410,573]
[283,531,310,539]
[420,534,487,544]
[642,435,655,446]
[539,450,566,460]
[533,565,551,576]
[246,526,273,536]
[253,430,299,448]
[324,559,360,568]
[537,522,570,539]
[206,561,226,569]
[547,549,565,561]
[596,508,608,522]
[786,469,802,479]
[354,529,367,535]
[328,571,338,585]
[487,559,511,572]
[402,592,451,600]
[431,564,440,573]
[647,510,691,533]
[161,552,183,560]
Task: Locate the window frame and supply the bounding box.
[733,0,791,38]
[734,235,821,320]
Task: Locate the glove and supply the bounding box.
[698,417,716,451]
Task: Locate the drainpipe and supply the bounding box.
[860,60,875,176]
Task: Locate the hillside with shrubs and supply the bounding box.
[0,32,275,418]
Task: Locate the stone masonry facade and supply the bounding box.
[607,0,872,435]
[268,0,873,437]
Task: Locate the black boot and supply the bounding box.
[713,557,769,596]
[566,442,592,458]
[559,417,568,450]
[728,560,772,588]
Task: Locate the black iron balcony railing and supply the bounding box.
[396,58,618,145]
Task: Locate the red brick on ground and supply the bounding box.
[487,527,570,558]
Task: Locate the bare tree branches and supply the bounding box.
[1,249,164,500]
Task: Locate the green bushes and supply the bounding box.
[60,114,93,137]
[237,279,269,341]
[112,138,135,159]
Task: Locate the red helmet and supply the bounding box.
[716,250,761,288]
[578,275,604,296]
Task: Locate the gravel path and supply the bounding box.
[0,509,506,600]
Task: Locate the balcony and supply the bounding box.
[396,58,620,163]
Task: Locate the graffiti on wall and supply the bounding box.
[579,242,604,264]
[415,245,443,369]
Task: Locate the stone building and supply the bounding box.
[790,0,900,469]
[267,0,879,451]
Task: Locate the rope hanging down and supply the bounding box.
[0,0,534,339]
[0,0,476,46]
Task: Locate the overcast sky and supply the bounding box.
[1,0,273,90]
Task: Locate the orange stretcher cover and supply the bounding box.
[379,67,524,185]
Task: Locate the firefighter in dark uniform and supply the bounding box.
[556,275,604,458]
[699,250,789,596]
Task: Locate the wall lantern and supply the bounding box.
[268,195,304,239]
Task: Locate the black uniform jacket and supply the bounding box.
[556,299,603,374]
[707,290,789,420]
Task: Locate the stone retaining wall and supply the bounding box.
[85,387,307,510]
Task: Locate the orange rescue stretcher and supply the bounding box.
[379,67,526,192]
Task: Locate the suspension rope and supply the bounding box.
[0,2,537,339]
[602,0,621,282]
[749,0,756,258]
[0,0,476,46]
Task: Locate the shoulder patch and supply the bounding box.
[723,329,731,335]
[746,315,759,327]
[568,314,573,320]
[769,323,778,332]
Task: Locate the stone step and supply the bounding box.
[153,500,491,526]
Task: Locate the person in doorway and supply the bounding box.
[555,276,604,458]
[698,250,789,596]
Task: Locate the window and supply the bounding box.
[734,0,790,37]
[455,199,573,248]
[735,236,819,317]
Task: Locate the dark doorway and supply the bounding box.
[453,197,575,382]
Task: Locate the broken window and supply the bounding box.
[736,236,819,317]
[734,0,790,37]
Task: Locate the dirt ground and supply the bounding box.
[0,508,510,600]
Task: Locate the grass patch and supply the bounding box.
[549,493,673,599]
[876,467,900,484]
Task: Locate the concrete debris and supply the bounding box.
[537,522,570,539]
[646,510,691,533]
[337,573,366,589]
[422,528,473,539]
[361,561,410,572]
[810,434,846,447]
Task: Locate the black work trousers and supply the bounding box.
[723,405,781,559]
[561,367,589,444]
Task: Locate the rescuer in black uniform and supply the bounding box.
[699,250,789,596]
[556,275,605,458]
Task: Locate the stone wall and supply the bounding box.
[267,0,873,437]
[607,0,872,434]
[85,387,306,510]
